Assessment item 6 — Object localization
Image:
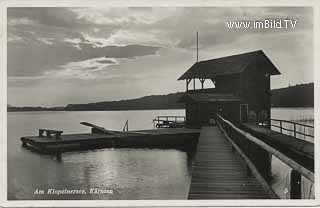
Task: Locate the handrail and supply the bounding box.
[155,116,186,119]
[271,118,314,129]
[262,118,314,140]
[153,116,186,122]
[216,114,314,183]
[153,115,186,128]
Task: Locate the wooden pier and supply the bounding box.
[188,126,276,199]
[187,114,314,199]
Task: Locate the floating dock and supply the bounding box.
[21,124,200,154]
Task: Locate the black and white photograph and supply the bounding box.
[0,0,319,206]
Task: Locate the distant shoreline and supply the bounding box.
[7,108,185,112]
[7,106,315,113]
[8,82,314,112]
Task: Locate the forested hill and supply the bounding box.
[65,92,185,111]
[64,83,314,110]
[271,83,314,107]
[8,83,314,112]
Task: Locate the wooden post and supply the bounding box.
[290,170,301,199]
[196,31,198,62]
[22,141,27,147]
[280,120,282,134]
[186,80,188,91]
[193,78,195,90]
[200,78,205,89]
[294,123,296,138]
[39,129,44,137]
[56,132,62,140]
[56,151,62,162]
[158,117,160,128]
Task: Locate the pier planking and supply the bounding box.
[188,126,272,199]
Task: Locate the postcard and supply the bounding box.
[0,0,319,207]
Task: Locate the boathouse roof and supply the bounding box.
[178,50,280,80]
[177,93,241,103]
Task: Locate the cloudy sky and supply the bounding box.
[7,7,313,107]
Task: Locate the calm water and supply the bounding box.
[7,108,314,200]
[8,109,191,200]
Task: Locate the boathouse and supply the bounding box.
[178,50,280,127]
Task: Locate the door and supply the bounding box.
[240,104,248,122]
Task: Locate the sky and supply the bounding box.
[7,7,313,107]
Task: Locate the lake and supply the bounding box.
[7,108,314,200]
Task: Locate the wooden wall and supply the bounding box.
[241,65,271,120]
[186,101,241,127]
[215,74,241,95]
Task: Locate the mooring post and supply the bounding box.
[56,151,62,162]
[290,169,301,199]
[22,141,27,147]
[39,129,44,137]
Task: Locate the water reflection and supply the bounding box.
[10,147,196,200]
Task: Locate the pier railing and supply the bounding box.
[263,119,314,141]
[216,114,314,199]
[153,116,185,128]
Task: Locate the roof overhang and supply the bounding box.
[177,50,281,80]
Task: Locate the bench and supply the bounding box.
[39,129,63,140]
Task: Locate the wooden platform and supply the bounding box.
[188,126,271,199]
[242,123,314,172]
[21,128,200,154]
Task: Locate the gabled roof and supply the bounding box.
[178,50,280,80]
[177,93,242,103]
